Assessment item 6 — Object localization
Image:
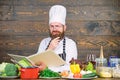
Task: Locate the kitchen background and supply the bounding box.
[0,0,120,62]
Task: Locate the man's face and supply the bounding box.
[49,22,66,39]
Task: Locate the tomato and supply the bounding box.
[73,73,82,78]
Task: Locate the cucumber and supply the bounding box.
[82,73,97,78]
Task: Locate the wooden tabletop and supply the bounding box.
[1,78,120,80]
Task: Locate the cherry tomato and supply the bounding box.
[73,73,82,78]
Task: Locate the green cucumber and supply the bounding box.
[82,73,97,78]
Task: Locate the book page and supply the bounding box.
[27,50,66,67]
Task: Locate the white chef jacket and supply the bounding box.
[37,37,78,72]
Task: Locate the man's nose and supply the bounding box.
[53,26,57,30]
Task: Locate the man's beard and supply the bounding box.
[49,31,65,40]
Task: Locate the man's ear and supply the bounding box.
[64,25,67,31]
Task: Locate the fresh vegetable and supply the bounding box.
[18,58,32,68]
[39,68,61,77]
[86,62,93,71]
[5,63,18,76]
[70,62,80,74]
[0,62,8,76]
[73,73,82,78]
[82,73,97,78]
[85,61,96,73]
[0,62,8,73]
[60,70,69,77]
[0,62,18,76]
[69,58,88,70]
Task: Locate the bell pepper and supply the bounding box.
[70,63,80,74]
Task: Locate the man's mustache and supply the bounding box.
[52,31,60,33]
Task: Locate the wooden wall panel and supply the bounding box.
[0,21,120,59]
[0,0,120,61]
[0,0,120,20]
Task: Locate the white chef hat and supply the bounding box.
[49,5,66,25]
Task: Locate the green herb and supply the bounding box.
[39,68,61,78]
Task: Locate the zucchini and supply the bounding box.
[82,73,97,78]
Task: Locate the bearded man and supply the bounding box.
[37,5,78,72]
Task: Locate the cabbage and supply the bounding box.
[0,62,8,73]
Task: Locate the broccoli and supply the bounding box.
[5,63,18,76]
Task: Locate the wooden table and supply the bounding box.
[94,78,120,80]
[1,78,120,80]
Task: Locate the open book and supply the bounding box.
[8,50,66,67]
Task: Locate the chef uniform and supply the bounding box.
[37,5,78,72]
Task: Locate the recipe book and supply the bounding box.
[8,50,66,67]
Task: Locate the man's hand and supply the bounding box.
[47,37,60,50]
[36,62,47,71]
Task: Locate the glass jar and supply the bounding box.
[97,67,112,78]
[95,58,112,78]
[95,58,107,67]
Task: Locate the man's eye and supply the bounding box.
[56,26,59,27]
[50,26,54,28]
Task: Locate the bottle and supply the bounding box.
[95,46,108,76]
[96,46,107,67]
[109,56,118,67]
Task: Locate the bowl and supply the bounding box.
[96,67,112,78]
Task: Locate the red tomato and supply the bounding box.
[73,73,82,78]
